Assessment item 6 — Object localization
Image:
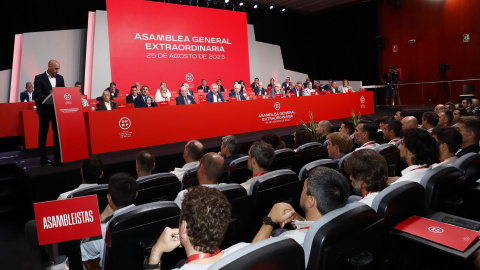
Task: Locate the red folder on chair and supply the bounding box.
[394,216,480,252]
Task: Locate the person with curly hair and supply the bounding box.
[389,128,438,185]
[145,186,249,270]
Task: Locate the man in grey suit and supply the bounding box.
[270,83,285,98]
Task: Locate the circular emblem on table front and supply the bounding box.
[360,96,365,104]
[186,73,194,83]
[119,117,132,130]
[64,93,72,100]
[274,102,281,111]
[428,226,444,234]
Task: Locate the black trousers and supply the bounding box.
[38,106,60,162]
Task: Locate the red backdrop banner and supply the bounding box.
[34,195,102,245]
[106,0,250,95]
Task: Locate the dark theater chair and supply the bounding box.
[298,159,339,181]
[135,173,181,205]
[226,156,250,184]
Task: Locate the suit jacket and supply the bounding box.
[206,91,225,103]
[33,72,65,114]
[254,87,266,96]
[105,88,119,98]
[20,90,36,102]
[218,85,225,92]
[197,85,210,92]
[135,94,158,108]
[289,88,303,96]
[179,89,194,96]
[270,89,285,98]
[96,101,117,111]
[281,82,290,90]
[229,92,246,101]
[126,95,137,104]
[176,95,196,105]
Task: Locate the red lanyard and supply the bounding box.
[440,156,455,163]
[389,139,399,143]
[362,192,372,199]
[299,226,310,230]
[252,172,267,178]
[186,249,221,264]
[410,165,428,171]
[362,141,375,148]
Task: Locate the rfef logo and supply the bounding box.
[119,117,132,130]
[64,93,72,101]
[274,102,281,111]
[186,73,194,83]
[428,226,444,234]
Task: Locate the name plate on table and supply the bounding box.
[394,216,480,252]
[230,97,237,101]
[159,101,169,106]
[34,195,102,245]
[290,93,296,97]
[275,94,281,98]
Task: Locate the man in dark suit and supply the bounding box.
[126,85,138,104]
[323,80,333,92]
[250,77,259,89]
[33,59,65,165]
[281,77,291,91]
[197,79,210,93]
[96,90,117,111]
[176,85,196,105]
[289,81,304,96]
[135,85,158,108]
[75,82,84,95]
[229,84,246,101]
[206,84,225,103]
[20,82,36,102]
[254,81,266,95]
[216,79,225,92]
[105,82,119,99]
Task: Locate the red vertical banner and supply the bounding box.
[53,87,89,163]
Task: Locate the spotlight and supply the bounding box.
[225,0,229,3]
[281,8,285,12]
[254,4,258,8]
[239,2,243,6]
[269,5,273,9]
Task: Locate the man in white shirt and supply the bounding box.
[241,141,275,194]
[20,82,35,102]
[58,158,103,199]
[383,119,402,146]
[431,127,461,169]
[251,167,349,246]
[303,82,315,96]
[354,120,379,151]
[344,149,388,206]
[389,128,438,185]
[171,140,204,181]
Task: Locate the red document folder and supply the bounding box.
[394,216,480,252]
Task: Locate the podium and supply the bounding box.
[44,87,89,163]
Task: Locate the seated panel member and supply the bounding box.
[269,83,285,98]
[134,85,158,108]
[20,82,36,102]
[303,82,315,96]
[105,82,119,99]
[197,78,210,93]
[179,82,194,96]
[96,90,117,111]
[326,132,353,163]
[155,86,171,102]
[254,82,266,96]
[125,85,138,104]
[217,79,225,92]
[289,81,304,96]
[281,77,291,91]
[176,85,197,105]
[206,84,225,103]
[329,81,339,94]
[229,84,246,101]
[80,89,89,107]
[338,79,353,93]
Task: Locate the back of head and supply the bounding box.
[180,186,231,253]
[294,129,314,149]
[82,158,103,184]
[319,120,332,133]
[136,150,155,174]
[307,167,349,215]
[344,149,388,193]
[250,141,275,170]
[108,173,138,208]
[199,153,225,183]
[222,135,240,155]
[260,133,286,150]
[432,127,462,154]
[385,118,402,138]
[359,120,377,141]
[186,140,204,161]
[326,132,353,154]
[402,128,438,165]
[422,111,439,127]
[458,116,480,141]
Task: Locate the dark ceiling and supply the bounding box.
[236,0,371,14]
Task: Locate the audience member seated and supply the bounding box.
[326,132,353,163]
[20,82,36,102]
[96,90,117,111]
[289,82,296,92]
[79,89,88,107]
[171,140,204,181]
[238,80,246,92]
[254,81,266,96]
[80,173,137,269]
[216,79,225,92]
[206,84,225,103]
[146,186,249,269]
[251,167,349,246]
[174,153,225,208]
[338,79,353,93]
[445,102,455,112]
[383,119,402,145]
[472,99,479,114]
[176,85,197,105]
[354,120,379,151]
[197,78,210,93]
[229,84,246,101]
[281,77,291,91]
[421,111,439,133]
[126,85,138,103]
[155,86,171,102]
[456,116,480,157]
[434,104,445,114]
[136,150,155,180]
[75,81,83,95]
[105,82,119,99]
[240,141,275,193]
[329,81,339,94]
[134,85,158,108]
[268,78,275,88]
[344,149,388,206]
[462,98,473,114]
[431,127,462,169]
[389,128,438,185]
[220,135,245,170]
[437,109,453,127]
[303,82,315,96]
[394,110,407,121]
[250,77,259,89]
[261,133,286,150]
[452,108,468,127]
[303,77,311,88]
[58,158,103,199]
[269,83,285,98]
[401,116,418,130]
[339,120,355,140]
[179,82,194,96]
[313,80,321,90]
[323,80,333,92]
[293,129,314,150]
[289,81,303,96]
[315,120,332,145]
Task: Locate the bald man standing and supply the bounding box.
[34,60,65,165]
